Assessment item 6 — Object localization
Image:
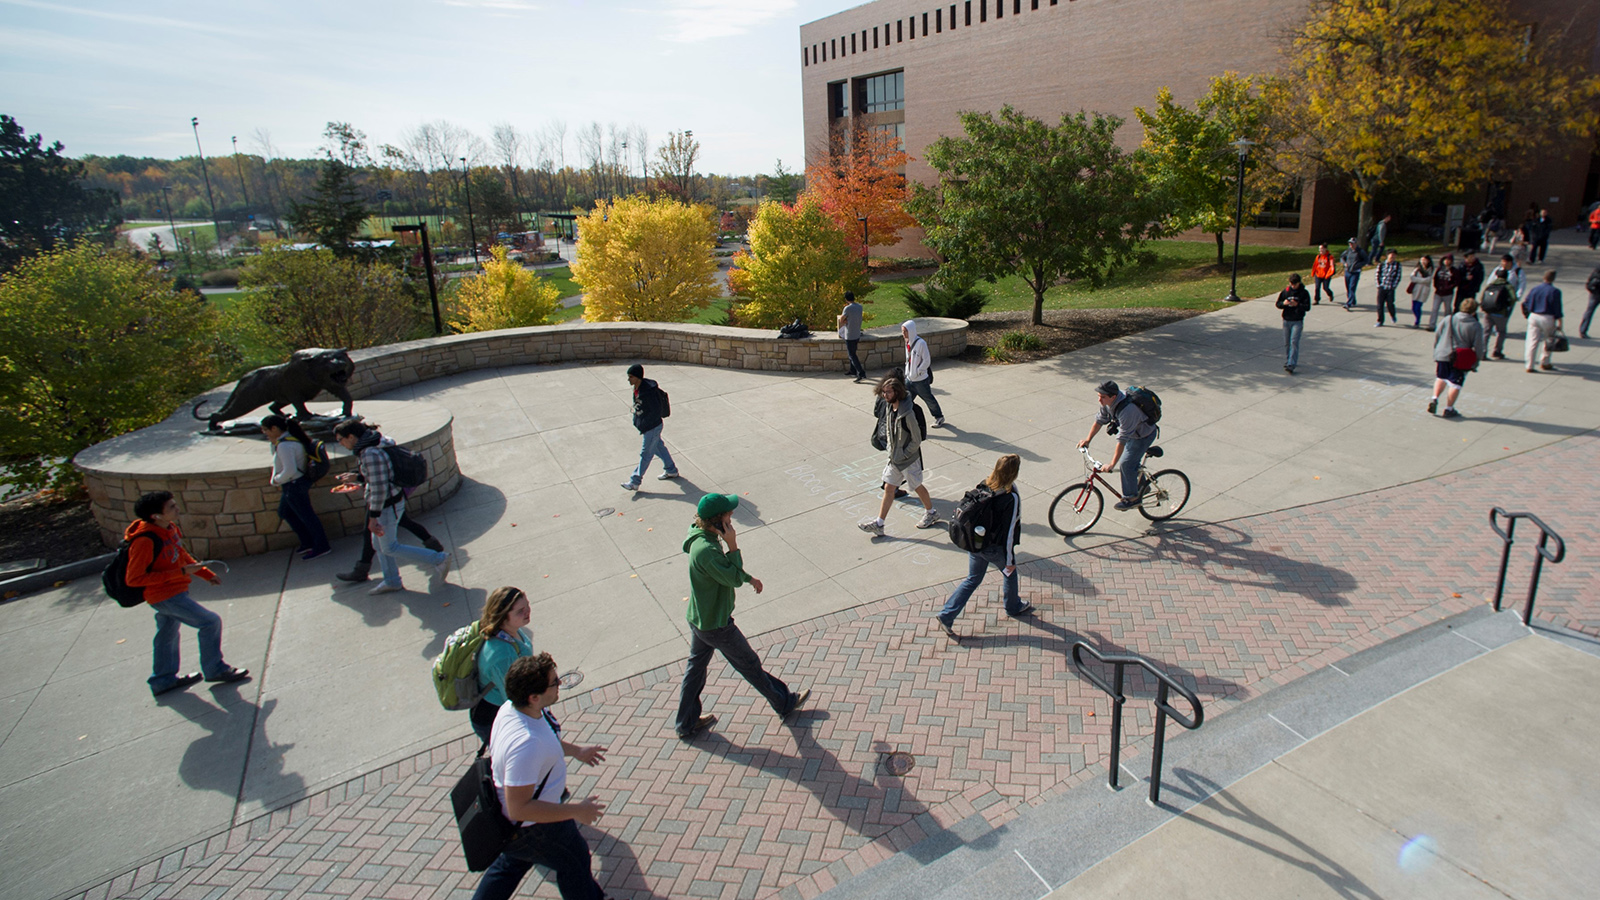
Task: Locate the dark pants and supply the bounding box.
[1376,287,1397,323]
[470,697,500,748]
[1582,293,1600,337]
[1312,276,1335,304]
[844,338,865,379]
[676,620,792,735]
[355,509,436,571]
[1485,313,1511,355]
[906,376,943,419]
[1343,270,1361,307]
[1530,239,1549,263]
[1588,226,1599,250]
[471,819,603,900]
[277,479,330,553]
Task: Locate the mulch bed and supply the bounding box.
[0,492,107,575]
[958,307,1209,363]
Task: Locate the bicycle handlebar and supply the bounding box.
[1079,447,1104,470]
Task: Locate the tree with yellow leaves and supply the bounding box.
[728,198,873,329]
[447,244,560,332]
[570,195,720,322]
[1264,0,1600,244]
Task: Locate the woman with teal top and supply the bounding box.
[469,586,534,747]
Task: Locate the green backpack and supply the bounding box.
[433,624,489,711]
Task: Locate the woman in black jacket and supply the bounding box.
[1276,273,1311,374]
[935,454,1029,641]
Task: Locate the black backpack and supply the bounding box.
[383,444,429,488]
[1481,284,1512,315]
[948,484,1003,553]
[1114,386,1162,427]
[910,401,927,440]
[102,532,161,608]
[289,436,332,483]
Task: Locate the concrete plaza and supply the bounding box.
[2,238,1597,900]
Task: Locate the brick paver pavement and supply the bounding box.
[66,430,1596,900]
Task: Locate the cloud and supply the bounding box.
[0,0,249,37]
[439,0,541,9]
[657,0,797,43]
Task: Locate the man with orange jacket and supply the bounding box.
[125,491,251,696]
[1587,205,1600,250]
[1310,244,1337,305]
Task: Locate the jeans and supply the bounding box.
[676,620,792,734]
[844,338,865,379]
[277,479,329,553]
[938,551,1024,624]
[471,819,603,900]
[1411,297,1424,326]
[1283,320,1303,368]
[373,497,448,587]
[1343,270,1361,307]
[629,424,676,484]
[357,510,435,570]
[1485,313,1510,356]
[149,591,227,690]
[906,376,943,419]
[1376,287,1397,323]
[1582,293,1600,336]
[1119,431,1157,501]
[1426,292,1451,331]
[1312,276,1335,304]
[1530,239,1549,263]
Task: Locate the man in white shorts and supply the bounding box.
[859,375,939,535]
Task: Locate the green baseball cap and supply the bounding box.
[696,493,739,519]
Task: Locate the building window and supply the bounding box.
[996,0,1002,19]
[1252,185,1303,230]
[898,20,903,41]
[850,33,855,54]
[1032,0,1039,8]
[871,122,906,147]
[966,2,973,26]
[950,4,956,27]
[936,8,942,32]
[923,12,928,35]
[829,82,849,119]
[861,29,866,51]
[858,71,904,113]
[873,26,878,48]
[830,38,836,58]
[980,0,986,22]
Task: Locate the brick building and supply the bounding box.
[799,0,1600,254]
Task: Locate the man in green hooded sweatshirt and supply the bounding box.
[675,492,810,741]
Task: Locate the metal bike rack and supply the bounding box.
[1488,508,1566,626]
[1070,642,1203,806]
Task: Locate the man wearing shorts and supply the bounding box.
[859,375,939,535]
[1077,381,1158,511]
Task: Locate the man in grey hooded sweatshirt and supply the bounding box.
[901,320,945,426]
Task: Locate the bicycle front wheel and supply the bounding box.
[1048,483,1104,535]
[1138,469,1191,521]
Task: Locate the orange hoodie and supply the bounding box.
[1312,252,1336,279]
[122,519,215,604]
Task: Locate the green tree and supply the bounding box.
[0,243,219,491]
[0,116,121,272]
[1263,0,1600,243]
[906,106,1162,326]
[570,195,720,322]
[1136,74,1272,266]
[448,245,560,332]
[767,159,802,205]
[234,248,418,356]
[288,159,369,255]
[728,198,873,329]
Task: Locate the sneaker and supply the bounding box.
[783,689,811,721]
[1284,365,1293,374]
[1113,499,1139,511]
[300,548,332,561]
[433,553,453,580]
[422,537,445,553]
[205,666,251,684]
[657,471,681,480]
[677,714,717,741]
[336,568,370,583]
[1427,398,1438,415]
[369,582,405,595]
[937,618,959,641]
[858,519,885,537]
[621,481,640,491]
[916,508,940,529]
[935,417,947,427]
[1441,408,1461,418]
[152,672,203,697]
[1009,603,1037,618]
[1373,322,1383,327]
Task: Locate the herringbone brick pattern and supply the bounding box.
[66,432,1597,900]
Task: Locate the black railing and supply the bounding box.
[1488,508,1566,626]
[1070,642,1204,806]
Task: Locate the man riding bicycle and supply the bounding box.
[1077,380,1157,511]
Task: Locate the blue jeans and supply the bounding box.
[906,376,943,419]
[629,425,676,484]
[676,619,793,735]
[1344,270,1361,307]
[149,591,227,691]
[938,551,1023,624]
[277,479,329,553]
[1283,320,1303,368]
[845,338,865,378]
[1119,431,1157,501]
[373,497,448,588]
[472,818,603,900]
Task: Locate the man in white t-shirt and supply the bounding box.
[472,654,610,900]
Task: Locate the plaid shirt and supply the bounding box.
[1376,260,1404,289]
[358,443,396,516]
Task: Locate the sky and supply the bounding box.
[0,0,852,175]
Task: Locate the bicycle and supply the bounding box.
[1047,446,1190,536]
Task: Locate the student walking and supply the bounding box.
[621,364,678,490]
[1407,255,1435,327]
[1522,270,1565,372]
[335,512,444,584]
[859,375,939,535]
[1339,239,1366,310]
[675,493,809,741]
[837,291,866,382]
[126,491,250,696]
[1310,245,1337,305]
[1529,209,1553,263]
[259,414,330,560]
[1480,257,1519,360]
[1581,265,1600,339]
[1276,273,1310,373]
[469,586,534,749]
[1428,297,1486,418]
[901,320,945,427]
[1374,250,1402,326]
[1426,253,1458,331]
[332,419,451,595]
[935,454,1031,641]
[1455,251,1485,306]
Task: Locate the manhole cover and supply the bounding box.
[877,751,915,776]
[593,507,615,518]
[559,671,584,689]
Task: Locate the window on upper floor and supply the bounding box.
[858,71,904,114]
[829,82,848,119]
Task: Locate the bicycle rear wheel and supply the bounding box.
[1048,483,1104,535]
[1138,469,1191,521]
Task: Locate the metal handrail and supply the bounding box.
[1488,508,1566,626]
[1070,641,1203,806]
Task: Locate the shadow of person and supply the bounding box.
[1156,768,1386,900]
[581,830,673,900]
[1087,520,1358,607]
[931,424,1049,462]
[164,691,305,812]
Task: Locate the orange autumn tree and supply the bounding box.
[803,124,914,258]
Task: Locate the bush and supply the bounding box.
[900,281,990,320]
[729,198,873,329]
[200,268,241,287]
[984,346,1013,363]
[233,248,420,358]
[570,196,721,322]
[448,245,560,332]
[0,243,222,491]
[998,331,1044,351]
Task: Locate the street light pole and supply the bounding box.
[460,156,480,271]
[191,117,223,252]
[1224,138,1255,303]
[394,223,442,334]
[230,135,251,210]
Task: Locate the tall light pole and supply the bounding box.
[1224,138,1255,303]
[230,135,251,220]
[190,117,223,252]
[460,156,480,270]
[620,140,628,196]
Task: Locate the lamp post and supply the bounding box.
[460,156,480,270]
[620,140,628,196]
[1224,138,1255,303]
[230,135,251,210]
[190,117,223,252]
[394,223,443,335]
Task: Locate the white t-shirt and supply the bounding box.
[489,702,565,825]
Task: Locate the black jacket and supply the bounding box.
[1276,286,1311,321]
[632,379,666,433]
[1456,259,1484,297]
